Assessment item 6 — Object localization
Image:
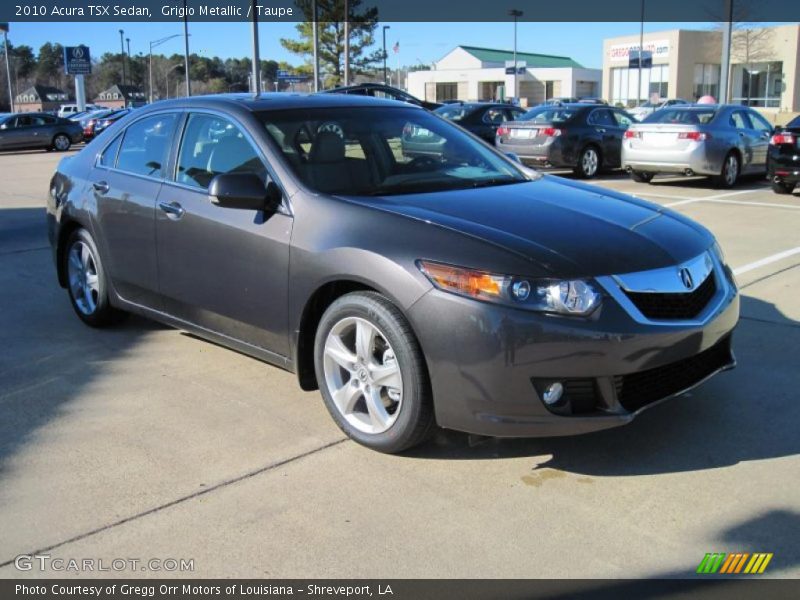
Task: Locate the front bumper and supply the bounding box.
[406,254,739,437]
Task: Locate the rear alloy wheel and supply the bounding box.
[574,146,600,178]
[52,134,72,152]
[630,170,654,183]
[314,292,434,453]
[715,152,740,189]
[771,180,795,195]
[65,228,124,327]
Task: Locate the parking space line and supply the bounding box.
[733,247,800,276]
[704,199,800,210]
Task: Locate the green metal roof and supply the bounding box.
[458,45,583,68]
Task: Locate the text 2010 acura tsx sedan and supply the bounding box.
[47,93,739,453]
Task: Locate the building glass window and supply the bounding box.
[611,64,669,107]
[694,64,721,100]
[435,83,458,102]
[732,61,783,108]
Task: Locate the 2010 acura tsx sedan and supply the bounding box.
[47,93,740,453]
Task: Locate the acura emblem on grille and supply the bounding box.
[679,267,694,290]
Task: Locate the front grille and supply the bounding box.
[624,272,717,320]
[614,336,733,413]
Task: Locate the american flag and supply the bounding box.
[393,41,400,54]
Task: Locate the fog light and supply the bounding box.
[542,382,564,405]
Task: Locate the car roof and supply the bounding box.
[136,92,421,114]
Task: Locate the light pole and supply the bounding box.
[344,0,350,86]
[119,29,126,85]
[183,0,191,96]
[165,63,182,99]
[250,0,261,94]
[637,0,644,106]
[1,24,12,112]
[311,0,319,91]
[720,0,733,103]
[149,34,181,103]
[382,26,391,85]
[508,9,522,102]
[126,37,131,88]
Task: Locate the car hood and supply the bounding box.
[340,175,712,278]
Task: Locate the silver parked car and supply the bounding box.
[628,98,690,122]
[622,105,773,187]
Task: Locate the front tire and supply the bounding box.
[714,152,740,189]
[64,228,124,327]
[771,180,795,195]
[52,134,71,152]
[314,291,435,453]
[630,170,654,183]
[574,146,601,179]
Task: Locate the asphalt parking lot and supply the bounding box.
[0,150,798,579]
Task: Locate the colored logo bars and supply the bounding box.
[696,552,773,574]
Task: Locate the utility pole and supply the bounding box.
[119,29,126,85]
[382,26,391,85]
[638,0,644,106]
[720,0,733,103]
[250,0,261,94]
[312,0,319,91]
[1,24,12,112]
[126,37,131,88]
[183,0,191,96]
[343,0,350,86]
[509,9,522,101]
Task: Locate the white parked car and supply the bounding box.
[57,104,105,118]
[629,99,690,122]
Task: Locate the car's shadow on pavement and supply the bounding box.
[407,294,800,477]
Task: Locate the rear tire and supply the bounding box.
[52,134,71,152]
[714,152,740,189]
[771,180,795,195]
[64,228,125,327]
[573,146,601,179]
[314,291,435,453]
[630,170,654,183]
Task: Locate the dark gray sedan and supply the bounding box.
[47,94,739,453]
[0,112,83,152]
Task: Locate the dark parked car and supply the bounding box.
[81,109,120,141]
[47,94,739,453]
[434,102,527,143]
[767,115,800,195]
[322,82,442,111]
[0,112,83,152]
[92,108,132,137]
[495,104,637,178]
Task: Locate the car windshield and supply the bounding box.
[259,107,529,196]
[518,107,579,123]
[433,105,475,121]
[644,109,717,124]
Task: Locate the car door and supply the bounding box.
[729,110,756,172]
[90,112,179,309]
[587,108,621,167]
[0,116,27,149]
[745,110,773,170]
[155,112,293,356]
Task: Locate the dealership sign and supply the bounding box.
[609,40,669,63]
[64,45,92,75]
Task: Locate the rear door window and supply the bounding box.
[587,109,616,127]
[116,113,178,178]
[483,108,508,124]
[729,111,749,130]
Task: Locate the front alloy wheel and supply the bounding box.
[314,292,434,453]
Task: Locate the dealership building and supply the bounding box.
[602,24,800,114]
[406,45,601,106]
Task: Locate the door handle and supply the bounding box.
[596,128,606,133]
[738,132,745,137]
[92,181,109,194]
[158,200,185,219]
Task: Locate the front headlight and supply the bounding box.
[417,260,602,316]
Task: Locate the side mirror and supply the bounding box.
[209,173,281,212]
